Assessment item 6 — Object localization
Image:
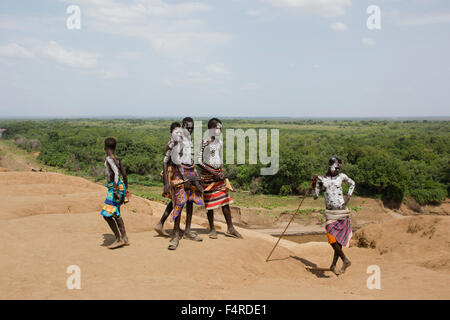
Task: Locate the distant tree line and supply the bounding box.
[0,119,448,206]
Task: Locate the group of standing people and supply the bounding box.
[99,117,242,251]
[154,117,242,250]
[97,118,356,275]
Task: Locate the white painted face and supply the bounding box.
[208,122,222,137]
[329,158,342,176]
[214,123,222,136]
[182,128,190,138]
[171,127,184,143]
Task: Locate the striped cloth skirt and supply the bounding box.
[200,166,233,210]
[325,209,352,248]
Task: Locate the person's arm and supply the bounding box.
[217,139,225,179]
[118,157,129,196]
[163,141,174,194]
[312,175,321,200]
[197,138,209,170]
[170,141,191,187]
[342,174,356,206]
[106,156,120,200]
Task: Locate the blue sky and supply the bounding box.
[0,0,449,118]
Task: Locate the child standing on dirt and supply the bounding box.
[100,137,130,249]
[312,155,355,275]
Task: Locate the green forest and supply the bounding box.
[0,119,448,206]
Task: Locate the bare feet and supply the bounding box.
[122,236,130,246]
[108,238,125,249]
[330,265,341,276]
[168,237,180,250]
[340,259,352,274]
[184,231,203,242]
[225,227,243,239]
[154,222,170,237]
[208,229,218,239]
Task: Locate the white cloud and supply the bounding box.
[361,37,375,46]
[186,63,231,84]
[330,22,348,31]
[398,13,450,26]
[78,0,212,20]
[39,41,100,68]
[186,70,213,84]
[59,0,232,62]
[247,8,264,17]
[263,0,352,17]
[205,64,230,75]
[165,63,231,85]
[0,43,34,59]
[116,51,143,61]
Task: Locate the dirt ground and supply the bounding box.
[0,140,42,172]
[0,171,449,299]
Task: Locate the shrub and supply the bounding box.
[249,177,263,194]
[279,185,292,196]
[409,182,447,205]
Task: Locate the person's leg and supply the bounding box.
[331,242,351,274]
[154,201,172,237]
[168,189,186,250]
[115,215,129,245]
[184,202,193,234]
[168,214,182,250]
[222,205,243,238]
[206,209,218,239]
[329,245,340,275]
[103,216,125,249]
[336,242,351,273]
[184,202,202,241]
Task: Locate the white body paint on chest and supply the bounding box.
[200,137,223,169]
[314,173,355,210]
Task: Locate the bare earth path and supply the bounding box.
[0,171,449,299]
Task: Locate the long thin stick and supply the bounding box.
[265,181,314,262]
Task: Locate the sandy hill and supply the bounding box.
[0,171,449,299]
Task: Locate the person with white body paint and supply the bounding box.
[157,119,204,250]
[197,118,243,239]
[312,155,356,275]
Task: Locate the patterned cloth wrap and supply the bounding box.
[324,209,352,248]
[162,166,174,200]
[100,180,126,218]
[200,166,233,210]
[170,164,204,220]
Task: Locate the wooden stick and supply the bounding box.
[265,180,314,262]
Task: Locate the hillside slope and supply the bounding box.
[0,171,449,299]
